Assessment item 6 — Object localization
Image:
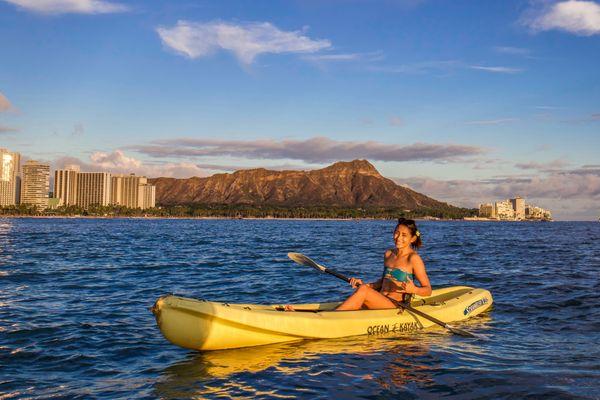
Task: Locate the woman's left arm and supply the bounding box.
[404,254,432,297]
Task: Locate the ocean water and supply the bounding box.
[1,218,599,399]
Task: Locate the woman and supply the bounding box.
[335,218,432,311]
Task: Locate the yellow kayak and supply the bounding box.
[151,286,493,351]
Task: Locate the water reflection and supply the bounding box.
[0,218,13,233]
[0,219,14,280]
[155,334,437,398]
[154,313,495,398]
[0,218,13,270]
[375,340,434,389]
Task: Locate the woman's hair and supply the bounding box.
[396,217,422,249]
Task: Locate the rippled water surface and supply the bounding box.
[1,218,599,399]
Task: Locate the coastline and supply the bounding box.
[0,215,555,222]
[0,215,398,221]
[463,216,553,222]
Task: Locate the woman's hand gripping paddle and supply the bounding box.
[287,252,476,338]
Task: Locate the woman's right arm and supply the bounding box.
[348,278,381,289]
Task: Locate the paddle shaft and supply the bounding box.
[323,268,351,283]
[392,300,451,328]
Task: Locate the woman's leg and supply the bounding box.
[335,285,397,311]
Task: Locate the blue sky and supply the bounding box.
[0,0,599,219]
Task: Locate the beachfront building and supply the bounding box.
[526,205,552,220]
[510,196,525,220]
[479,195,552,221]
[110,174,137,208]
[54,164,80,206]
[20,160,50,210]
[495,200,515,220]
[77,172,111,208]
[54,168,156,210]
[110,174,156,209]
[478,203,496,218]
[139,183,156,210]
[0,148,20,206]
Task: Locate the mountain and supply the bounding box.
[148,160,460,212]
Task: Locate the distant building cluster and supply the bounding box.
[478,196,552,221]
[0,148,155,211]
[0,149,20,206]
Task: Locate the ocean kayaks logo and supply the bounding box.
[464,298,489,316]
[366,322,421,335]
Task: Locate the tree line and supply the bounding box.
[0,203,477,220]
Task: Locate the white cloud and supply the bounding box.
[494,46,531,56]
[368,60,461,74]
[90,150,142,170]
[469,65,523,74]
[2,0,128,14]
[150,163,207,178]
[524,0,600,35]
[302,51,384,62]
[370,61,523,75]
[535,105,562,110]
[0,92,13,112]
[197,162,313,173]
[54,150,207,178]
[302,53,362,61]
[465,118,518,125]
[396,168,600,220]
[133,136,486,164]
[0,125,18,133]
[514,159,569,171]
[156,20,331,64]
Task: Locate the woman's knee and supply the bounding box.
[356,284,371,294]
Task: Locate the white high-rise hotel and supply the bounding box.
[54,166,155,209]
[0,151,52,210]
[54,164,79,206]
[110,174,156,210]
[479,196,552,221]
[76,172,112,208]
[21,160,50,209]
[0,148,20,206]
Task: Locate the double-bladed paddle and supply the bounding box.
[287,252,476,338]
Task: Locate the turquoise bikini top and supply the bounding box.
[383,267,414,283]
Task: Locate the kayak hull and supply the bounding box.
[151,286,492,351]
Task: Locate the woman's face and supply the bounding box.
[394,225,415,249]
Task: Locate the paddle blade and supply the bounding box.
[287,252,326,272]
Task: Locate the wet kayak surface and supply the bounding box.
[1,218,599,399]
